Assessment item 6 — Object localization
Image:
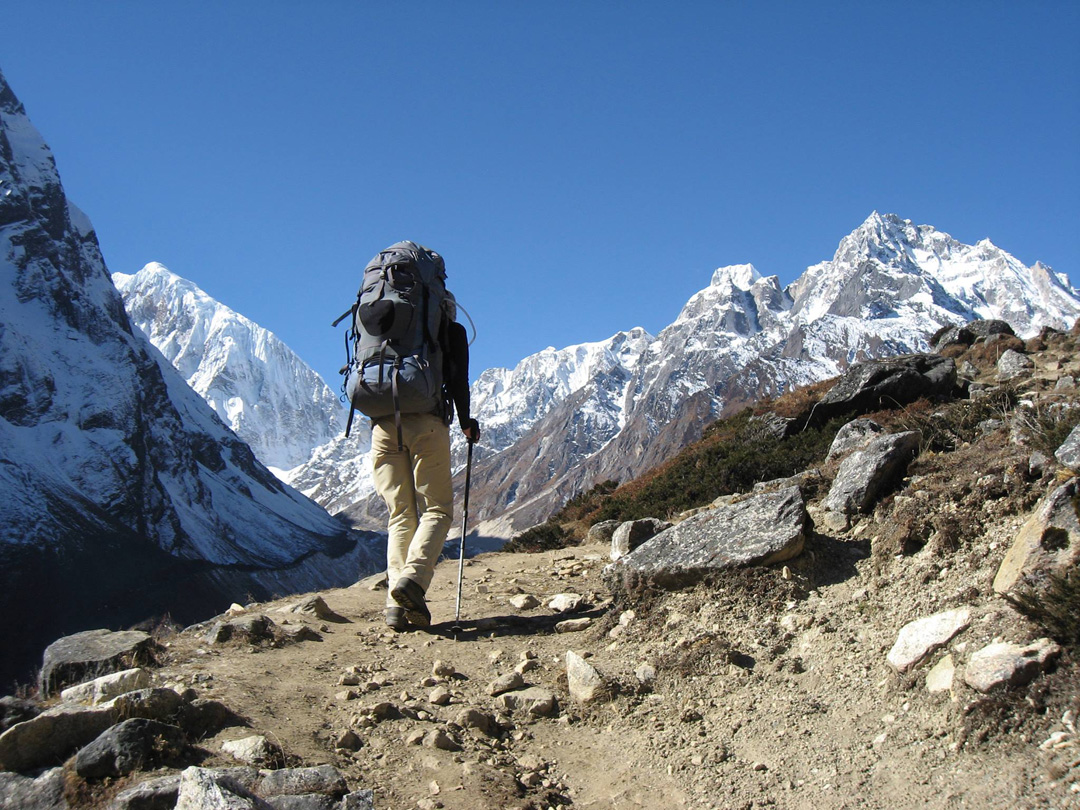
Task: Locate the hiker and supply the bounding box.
[337,241,479,631]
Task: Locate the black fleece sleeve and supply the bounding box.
[445,320,474,429]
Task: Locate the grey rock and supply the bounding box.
[39,629,154,697]
[0,687,184,772]
[932,319,1015,352]
[278,625,323,644]
[1055,424,1080,470]
[75,718,189,779]
[997,348,1035,381]
[611,518,671,561]
[61,667,152,705]
[221,735,282,767]
[748,412,795,440]
[179,698,246,738]
[1055,375,1076,390]
[0,696,39,733]
[994,480,1080,595]
[811,354,956,426]
[175,767,272,810]
[822,431,921,529]
[257,765,348,798]
[827,418,884,461]
[886,608,971,674]
[339,792,376,810]
[964,639,1062,692]
[0,767,68,809]
[605,486,806,590]
[455,708,498,736]
[111,775,182,810]
[635,663,657,688]
[587,520,621,544]
[355,571,388,591]
[547,593,584,613]
[284,596,348,624]
[509,594,540,610]
[488,672,525,697]
[566,651,607,704]
[265,797,338,810]
[423,729,462,751]
[555,618,593,633]
[493,687,558,717]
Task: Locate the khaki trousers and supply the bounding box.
[371,412,454,606]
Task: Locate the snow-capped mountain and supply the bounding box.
[0,70,382,686]
[459,212,1079,533]
[114,263,348,474]
[114,264,378,520]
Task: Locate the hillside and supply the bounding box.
[3,321,1078,809]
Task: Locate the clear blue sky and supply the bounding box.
[4,1,1078,394]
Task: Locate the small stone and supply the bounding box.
[493,687,558,718]
[429,687,452,706]
[964,638,1062,692]
[566,651,607,704]
[432,660,456,678]
[548,594,584,613]
[336,729,363,751]
[886,608,971,673]
[635,663,657,687]
[556,618,593,633]
[405,729,425,746]
[336,689,359,701]
[510,594,541,610]
[221,734,281,766]
[423,729,462,751]
[488,672,525,696]
[925,655,956,694]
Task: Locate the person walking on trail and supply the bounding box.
[337,240,479,632]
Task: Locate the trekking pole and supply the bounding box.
[451,439,474,635]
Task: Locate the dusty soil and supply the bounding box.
[64,330,1080,810]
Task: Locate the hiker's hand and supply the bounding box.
[462,419,480,444]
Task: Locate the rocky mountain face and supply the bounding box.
[0,70,382,688]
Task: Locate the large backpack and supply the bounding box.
[334,241,455,445]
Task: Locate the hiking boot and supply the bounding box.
[391,577,431,628]
[385,606,408,632]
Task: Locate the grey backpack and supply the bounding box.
[335,241,454,445]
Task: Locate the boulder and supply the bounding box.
[205,615,276,645]
[886,608,971,674]
[822,431,921,530]
[587,520,621,544]
[932,319,1015,352]
[39,628,154,697]
[826,418,884,461]
[175,767,272,810]
[111,774,182,810]
[605,486,806,590]
[993,480,1080,595]
[74,718,190,779]
[963,639,1062,692]
[1055,424,1080,470]
[509,594,540,610]
[566,651,607,704]
[997,349,1034,381]
[257,765,348,799]
[611,518,671,561]
[283,596,348,624]
[0,767,68,809]
[60,667,152,705]
[810,355,956,426]
[0,687,184,772]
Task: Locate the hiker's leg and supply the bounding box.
[399,413,454,592]
[371,418,419,608]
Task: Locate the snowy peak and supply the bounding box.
[115,262,344,472]
[710,263,761,290]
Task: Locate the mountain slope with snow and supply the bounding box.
[460,212,1079,533]
[0,70,382,686]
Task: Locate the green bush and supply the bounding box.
[502,521,575,554]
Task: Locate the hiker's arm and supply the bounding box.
[448,321,480,442]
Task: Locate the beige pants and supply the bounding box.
[371,412,454,606]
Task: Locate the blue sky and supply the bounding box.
[4,1,1078,394]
